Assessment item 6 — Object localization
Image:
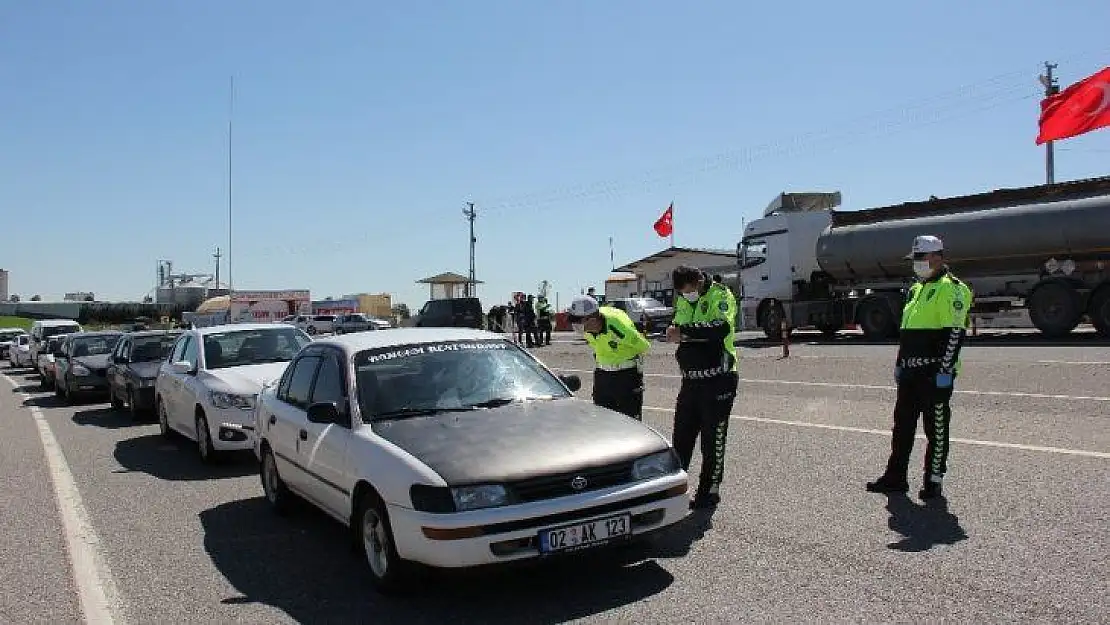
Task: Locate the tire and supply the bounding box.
[196,413,219,464]
[761,304,786,340]
[355,493,413,594]
[110,387,125,411]
[157,398,174,439]
[127,388,143,421]
[260,447,294,515]
[1089,289,1110,338]
[1028,282,1081,338]
[857,299,895,341]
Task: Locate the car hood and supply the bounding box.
[198,362,290,394]
[130,361,162,379]
[75,354,110,369]
[370,397,670,486]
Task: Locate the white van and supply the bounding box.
[30,319,83,376]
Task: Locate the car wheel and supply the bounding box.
[110,387,124,411]
[157,399,174,439]
[356,494,412,594]
[196,413,218,464]
[260,447,293,514]
[127,388,142,421]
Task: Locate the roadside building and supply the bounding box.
[606,246,738,306]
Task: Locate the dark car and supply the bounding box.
[412,297,484,329]
[53,331,123,403]
[106,329,182,418]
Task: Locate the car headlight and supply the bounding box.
[71,364,91,376]
[450,485,509,511]
[631,450,680,481]
[208,391,255,410]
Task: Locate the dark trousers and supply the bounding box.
[536,319,552,345]
[884,372,955,482]
[517,321,535,346]
[672,372,738,497]
[592,368,644,420]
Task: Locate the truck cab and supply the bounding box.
[738,192,845,337]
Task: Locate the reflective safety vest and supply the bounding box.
[898,268,973,374]
[584,307,650,368]
[672,282,738,378]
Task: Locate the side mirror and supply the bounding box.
[170,361,194,375]
[559,374,582,392]
[306,401,341,424]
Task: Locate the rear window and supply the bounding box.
[43,325,81,339]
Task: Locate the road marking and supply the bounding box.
[639,405,1110,459]
[2,373,126,625]
[558,369,1110,402]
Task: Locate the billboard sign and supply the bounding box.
[229,289,311,323]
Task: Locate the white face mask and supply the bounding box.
[682,291,700,303]
[912,260,933,278]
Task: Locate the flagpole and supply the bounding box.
[609,236,615,270]
[670,201,675,248]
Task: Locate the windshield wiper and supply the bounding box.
[373,406,480,420]
[467,395,557,409]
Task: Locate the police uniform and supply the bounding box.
[671,278,739,508]
[870,262,972,498]
[535,298,554,346]
[583,306,650,420]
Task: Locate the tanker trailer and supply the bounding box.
[737,176,1110,340]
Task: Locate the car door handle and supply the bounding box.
[299,429,308,440]
[269,415,276,425]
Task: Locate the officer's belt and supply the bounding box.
[899,356,941,367]
[596,358,641,372]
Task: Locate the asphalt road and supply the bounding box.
[1,333,1107,624]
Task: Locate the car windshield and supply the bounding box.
[44,325,80,339]
[202,327,311,369]
[71,335,119,357]
[131,334,181,362]
[354,339,572,419]
[46,337,67,352]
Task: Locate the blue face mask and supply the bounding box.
[682,291,700,303]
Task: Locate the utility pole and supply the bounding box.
[213,247,222,290]
[463,202,477,297]
[1039,62,1059,185]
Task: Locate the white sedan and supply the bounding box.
[253,328,690,593]
[8,333,32,368]
[156,323,312,463]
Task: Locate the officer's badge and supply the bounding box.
[953,300,964,310]
[718,301,729,312]
[608,340,619,350]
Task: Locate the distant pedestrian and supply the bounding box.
[866,235,973,499]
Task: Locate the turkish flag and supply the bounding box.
[653,203,673,237]
[1036,66,1110,145]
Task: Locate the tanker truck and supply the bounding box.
[736,176,1110,340]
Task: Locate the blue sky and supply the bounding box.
[2,1,1108,310]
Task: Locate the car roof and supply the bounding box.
[312,327,506,353]
[34,319,81,326]
[193,323,295,336]
[127,329,183,337]
[70,330,123,338]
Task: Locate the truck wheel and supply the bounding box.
[1028,282,1081,338]
[1088,289,1110,338]
[761,305,786,340]
[857,300,895,341]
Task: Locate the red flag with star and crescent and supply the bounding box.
[1036,66,1110,145]
[653,203,673,238]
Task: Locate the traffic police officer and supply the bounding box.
[567,295,650,420]
[867,235,973,499]
[535,296,554,346]
[665,265,739,509]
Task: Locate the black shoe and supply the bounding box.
[919,481,943,499]
[690,492,720,510]
[865,476,909,493]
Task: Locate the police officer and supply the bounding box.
[867,235,973,499]
[665,266,739,509]
[567,295,650,420]
[535,296,554,346]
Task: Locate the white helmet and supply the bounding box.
[568,295,600,318]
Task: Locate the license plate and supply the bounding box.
[538,513,632,554]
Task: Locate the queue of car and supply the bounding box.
[3,314,693,594]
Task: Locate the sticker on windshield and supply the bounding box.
[361,341,509,365]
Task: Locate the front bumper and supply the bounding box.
[70,374,109,393]
[206,405,257,451]
[388,471,690,569]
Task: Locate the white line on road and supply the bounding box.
[558,369,1110,402]
[2,374,125,625]
[638,406,1110,459]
